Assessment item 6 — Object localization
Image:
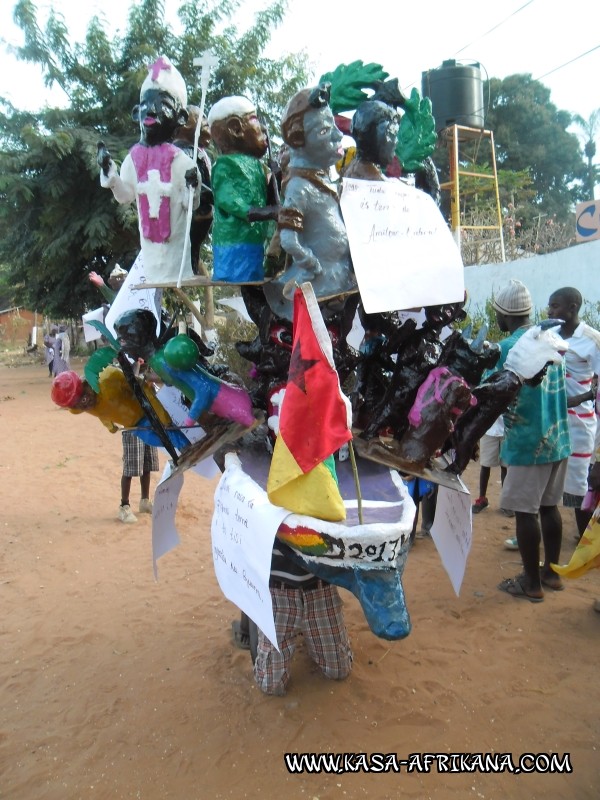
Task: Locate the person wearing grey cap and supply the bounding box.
[492,280,571,602]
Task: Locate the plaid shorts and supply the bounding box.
[121,430,159,477]
[253,582,352,696]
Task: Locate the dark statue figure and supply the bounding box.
[114,309,254,429]
[98,56,200,284]
[360,301,467,442]
[342,99,400,181]
[395,366,475,469]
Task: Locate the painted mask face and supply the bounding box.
[425,302,466,330]
[301,107,343,168]
[237,112,268,158]
[135,89,182,146]
[114,310,157,362]
[74,384,98,411]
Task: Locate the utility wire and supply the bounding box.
[453,0,535,56]
[403,0,535,93]
[534,44,600,82]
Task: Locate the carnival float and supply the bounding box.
[51,53,566,644]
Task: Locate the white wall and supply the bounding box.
[463,238,600,319]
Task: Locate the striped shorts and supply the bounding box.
[253,582,352,696]
[122,430,159,477]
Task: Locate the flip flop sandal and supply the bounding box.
[498,576,544,603]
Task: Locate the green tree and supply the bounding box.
[0,0,309,317]
[484,74,586,222]
[571,108,600,200]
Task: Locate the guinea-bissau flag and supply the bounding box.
[267,283,353,521]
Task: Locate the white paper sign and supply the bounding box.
[340,178,465,313]
[430,484,472,596]
[104,254,162,338]
[152,461,184,579]
[217,295,253,323]
[82,307,106,342]
[211,454,289,649]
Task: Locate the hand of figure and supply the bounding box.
[296,251,322,277]
[185,167,199,189]
[97,141,112,176]
[88,271,105,287]
[282,253,322,300]
[247,205,280,223]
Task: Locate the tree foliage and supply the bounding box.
[484,74,586,221]
[0,0,309,316]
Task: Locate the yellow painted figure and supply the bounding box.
[51,367,172,435]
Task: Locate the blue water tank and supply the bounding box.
[422,60,484,132]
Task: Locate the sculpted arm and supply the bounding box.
[97,143,136,205]
[279,179,322,277]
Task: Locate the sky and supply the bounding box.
[1,0,599,149]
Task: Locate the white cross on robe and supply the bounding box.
[138,168,173,218]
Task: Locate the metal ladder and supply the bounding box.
[439,124,505,263]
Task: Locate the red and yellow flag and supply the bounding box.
[267,283,352,521]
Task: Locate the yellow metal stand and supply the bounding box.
[439,124,505,263]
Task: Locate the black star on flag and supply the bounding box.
[287,339,319,394]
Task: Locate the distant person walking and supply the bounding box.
[52,324,71,376]
[43,325,58,377]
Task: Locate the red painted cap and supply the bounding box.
[51,371,84,408]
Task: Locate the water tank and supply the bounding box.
[422,60,484,132]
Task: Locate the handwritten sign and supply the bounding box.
[211,454,289,649]
[82,307,106,342]
[104,253,162,337]
[430,483,472,596]
[152,461,184,579]
[340,178,464,313]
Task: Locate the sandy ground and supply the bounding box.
[1,359,599,800]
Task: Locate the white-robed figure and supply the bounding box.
[52,324,71,376]
[98,56,200,284]
[548,287,600,535]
